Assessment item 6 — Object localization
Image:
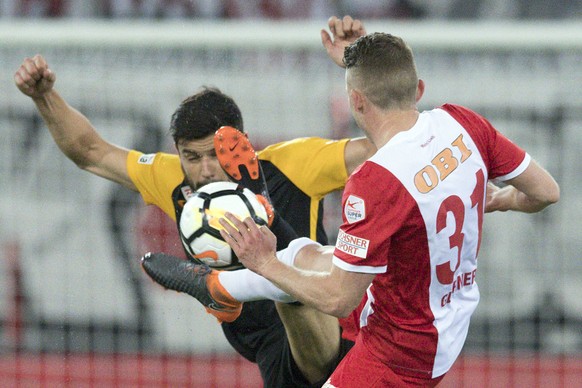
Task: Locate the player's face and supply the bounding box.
[177,134,229,189]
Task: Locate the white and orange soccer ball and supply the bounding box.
[179,181,268,271]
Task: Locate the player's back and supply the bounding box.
[335,104,528,378]
[362,107,484,377]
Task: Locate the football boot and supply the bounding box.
[214,126,273,226]
[141,252,242,323]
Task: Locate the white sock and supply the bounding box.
[219,269,294,303]
[218,237,319,303]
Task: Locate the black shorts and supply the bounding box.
[221,300,355,388]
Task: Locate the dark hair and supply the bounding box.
[169,86,243,144]
[343,32,418,109]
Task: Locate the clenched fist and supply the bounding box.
[321,15,367,68]
[14,54,56,99]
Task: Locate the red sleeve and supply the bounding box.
[441,104,528,180]
[333,162,411,272]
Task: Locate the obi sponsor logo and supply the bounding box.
[138,154,156,165]
[344,195,365,224]
[414,134,472,194]
[335,230,369,258]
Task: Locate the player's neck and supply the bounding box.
[369,109,420,148]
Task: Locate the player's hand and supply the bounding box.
[321,15,366,68]
[218,213,278,275]
[485,181,512,213]
[14,54,56,99]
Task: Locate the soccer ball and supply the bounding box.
[179,181,268,270]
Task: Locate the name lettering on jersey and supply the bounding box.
[414,134,473,194]
[440,269,477,307]
[181,185,195,200]
[138,154,156,165]
[344,195,366,224]
[335,230,369,258]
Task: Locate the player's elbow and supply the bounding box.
[65,133,113,171]
[532,181,560,212]
[325,293,361,318]
[545,182,560,205]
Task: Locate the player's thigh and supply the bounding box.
[276,302,341,363]
[252,322,314,388]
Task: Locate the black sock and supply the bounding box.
[270,212,299,250]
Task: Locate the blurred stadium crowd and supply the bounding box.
[1,0,580,20]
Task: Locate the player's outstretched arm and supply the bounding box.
[344,137,376,175]
[321,17,375,173]
[485,159,559,213]
[219,213,373,317]
[321,15,367,68]
[14,55,136,191]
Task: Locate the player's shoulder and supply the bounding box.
[129,150,180,167]
[258,137,346,161]
[436,103,489,127]
[258,137,350,195]
[127,150,183,185]
[438,103,474,115]
[347,159,397,189]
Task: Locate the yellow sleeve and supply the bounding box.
[126,150,184,221]
[258,137,350,199]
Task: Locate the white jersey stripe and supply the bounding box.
[332,255,387,274]
[496,152,531,181]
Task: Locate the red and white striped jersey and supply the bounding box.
[333,104,529,378]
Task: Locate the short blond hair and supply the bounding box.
[344,32,418,110]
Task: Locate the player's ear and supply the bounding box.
[351,89,365,113]
[415,79,425,103]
